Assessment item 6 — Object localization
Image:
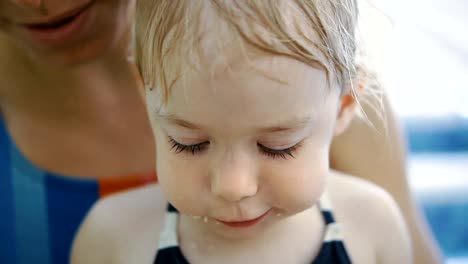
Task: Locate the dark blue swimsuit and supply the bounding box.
[154,194,353,264]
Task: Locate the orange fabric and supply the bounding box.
[98,170,158,198]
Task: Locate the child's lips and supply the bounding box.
[216,209,271,228]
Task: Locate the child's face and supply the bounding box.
[148,55,342,239]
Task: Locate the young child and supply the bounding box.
[72,0,412,263]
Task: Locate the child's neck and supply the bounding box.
[178,205,325,264]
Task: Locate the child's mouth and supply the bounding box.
[216,209,271,228]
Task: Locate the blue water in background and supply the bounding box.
[405,117,468,261]
[424,202,468,258]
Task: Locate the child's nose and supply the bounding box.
[210,153,258,202]
[10,0,41,8]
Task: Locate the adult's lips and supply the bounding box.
[21,1,94,29]
[18,0,96,47]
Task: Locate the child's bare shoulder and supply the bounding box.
[327,170,412,264]
[327,170,401,216]
[71,184,167,264]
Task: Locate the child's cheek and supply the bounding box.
[157,147,209,216]
[263,146,329,213]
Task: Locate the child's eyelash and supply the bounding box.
[168,136,301,159]
[168,137,209,155]
[257,143,301,160]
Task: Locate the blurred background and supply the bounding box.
[366,0,468,263]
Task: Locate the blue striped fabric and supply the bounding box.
[0,118,100,264]
[46,173,98,264]
[12,146,51,264]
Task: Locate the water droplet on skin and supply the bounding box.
[203,216,208,223]
[276,213,283,217]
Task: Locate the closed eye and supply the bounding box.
[168,137,209,155]
[257,143,301,159]
[168,136,301,159]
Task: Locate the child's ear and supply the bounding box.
[334,94,357,136]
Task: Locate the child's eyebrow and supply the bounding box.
[157,113,204,130]
[157,113,313,133]
[258,116,314,133]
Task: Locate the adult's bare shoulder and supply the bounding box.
[327,171,413,264]
[71,184,167,264]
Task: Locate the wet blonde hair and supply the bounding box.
[135,0,381,115]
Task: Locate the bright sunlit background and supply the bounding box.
[363,0,468,263]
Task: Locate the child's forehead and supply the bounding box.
[158,61,337,130]
[178,53,327,93]
[148,54,332,117]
